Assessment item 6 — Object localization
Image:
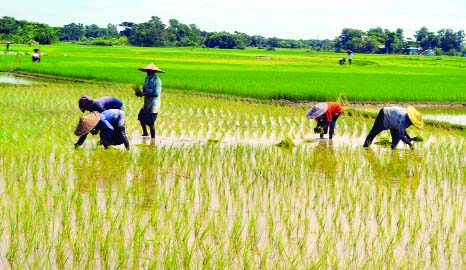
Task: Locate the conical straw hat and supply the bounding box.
[306,102,328,119]
[407,106,423,129]
[138,63,165,73]
[74,112,100,136]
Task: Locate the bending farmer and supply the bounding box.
[79,94,124,113]
[307,102,342,139]
[74,109,130,150]
[135,63,164,138]
[363,106,423,149]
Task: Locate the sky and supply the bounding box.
[3,0,466,40]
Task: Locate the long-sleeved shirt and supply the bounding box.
[382,107,412,146]
[87,96,123,113]
[76,109,125,145]
[142,75,162,113]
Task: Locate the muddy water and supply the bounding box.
[0,73,38,84]
[423,109,466,126]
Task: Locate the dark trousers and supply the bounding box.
[316,113,340,139]
[364,109,385,145]
[138,110,158,138]
[100,126,130,149]
[364,109,405,148]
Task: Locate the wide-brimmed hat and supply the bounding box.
[138,63,165,73]
[74,112,100,136]
[78,94,94,112]
[407,106,423,129]
[306,102,328,119]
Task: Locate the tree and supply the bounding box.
[60,23,84,41]
[250,35,266,47]
[85,24,102,38]
[415,27,438,49]
[335,28,365,52]
[105,24,119,38]
[128,16,166,46]
[0,16,18,35]
[437,29,464,53]
[205,32,240,49]
[34,24,60,44]
[164,19,201,47]
[119,22,135,38]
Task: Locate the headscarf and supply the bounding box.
[79,94,94,112]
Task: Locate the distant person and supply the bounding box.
[74,110,130,150]
[307,102,342,139]
[6,42,10,51]
[347,50,354,65]
[79,94,124,113]
[339,57,346,65]
[363,106,423,150]
[135,63,164,138]
[32,48,40,62]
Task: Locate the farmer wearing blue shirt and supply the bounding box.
[74,109,130,150]
[79,94,124,113]
[135,63,164,139]
[363,106,423,149]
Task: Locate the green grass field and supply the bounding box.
[2,43,466,102]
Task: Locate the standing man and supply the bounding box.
[347,50,354,65]
[135,63,164,139]
[363,106,423,149]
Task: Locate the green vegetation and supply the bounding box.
[2,16,465,54]
[2,44,466,102]
[0,81,465,269]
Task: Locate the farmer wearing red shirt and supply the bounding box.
[307,102,342,139]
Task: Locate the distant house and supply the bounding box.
[424,49,435,56]
[406,47,418,55]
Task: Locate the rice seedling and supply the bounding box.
[0,80,465,269]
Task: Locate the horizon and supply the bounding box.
[3,0,466,40]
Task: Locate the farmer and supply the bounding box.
[79,94,124,113]
[307,102,342,139]
[347,50,354,65]
[74,109,130,150]
[363,106,423,150]
[135,63,164,138]
[32,48,40,62]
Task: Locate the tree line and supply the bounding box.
[1,16,464,55]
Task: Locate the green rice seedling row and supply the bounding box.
[0,82,465,269]
[2,44,466,102]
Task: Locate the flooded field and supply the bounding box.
[422,108,466,126]
[0,82,465,269]
[0,73,38,84]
